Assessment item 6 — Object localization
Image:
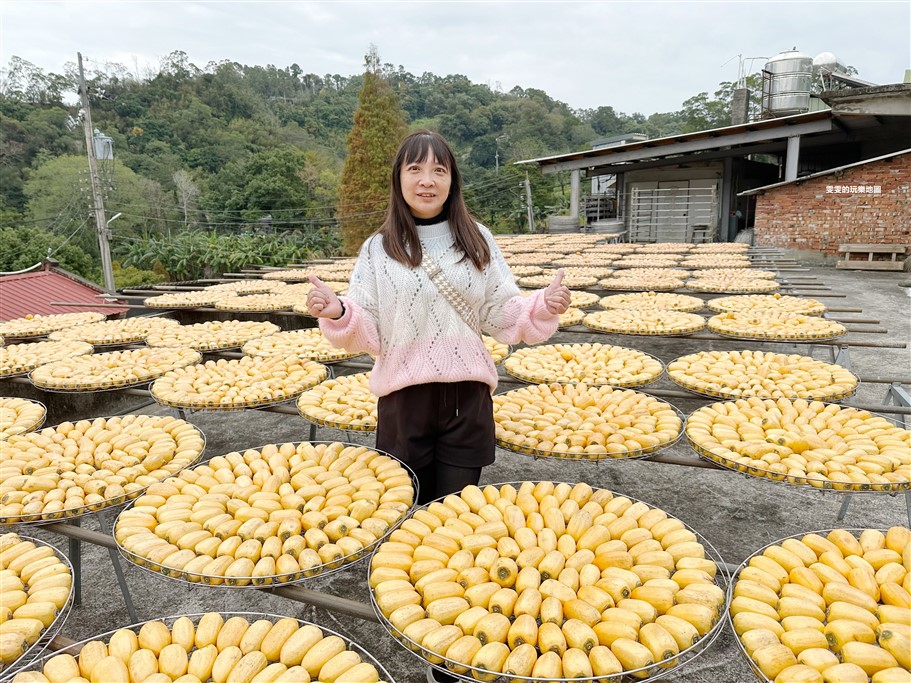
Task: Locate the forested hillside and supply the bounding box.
[0,50,744,283]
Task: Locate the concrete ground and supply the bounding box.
[14,265,911,682]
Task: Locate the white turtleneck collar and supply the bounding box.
[416,220,452,241]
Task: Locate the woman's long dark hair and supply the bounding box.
[379,130,491,270]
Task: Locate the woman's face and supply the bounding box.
[399,154,452,219]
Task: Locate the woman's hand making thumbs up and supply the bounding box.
[306,275,344,319]
[543,269,571,315]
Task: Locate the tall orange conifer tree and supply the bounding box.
[337,46,408,255]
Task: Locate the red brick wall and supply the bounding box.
[754,152,910,257]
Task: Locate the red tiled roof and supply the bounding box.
[0,267,128,321]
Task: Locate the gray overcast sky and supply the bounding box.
[1,1,909,114]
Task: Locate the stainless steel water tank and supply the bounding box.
[765,49,813,115]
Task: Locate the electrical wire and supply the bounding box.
[38,188,86,236]
[8,214,79,226]
[108,200,522,229]
[104,172,520,218]
[103,211,346,227]
[104,176,523,227]
[140,200,521,240]
[48,216,91,258]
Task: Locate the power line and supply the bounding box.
[103,211,348,227]
[109,183,524,228]
[109,197,526,242]
[48,216,91,258]
[24,187,87,240]
[7,213,79,226]
[117,172,520,218]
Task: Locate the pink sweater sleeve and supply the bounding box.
[494,289,560,345]
[478,227,560,345]
[318,296,382,356]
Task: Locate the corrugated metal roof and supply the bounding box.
[0,267,128,321]
[515,111,834,167]
[739,148,911,196]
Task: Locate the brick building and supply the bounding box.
[743,150,910,260]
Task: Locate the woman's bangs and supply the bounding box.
[402,134,453,170]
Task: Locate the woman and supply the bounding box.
[307,130,569,508]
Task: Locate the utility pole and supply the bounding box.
[524,172,536,234]
[78,52,115,292]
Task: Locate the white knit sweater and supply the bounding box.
[320,221,559,397]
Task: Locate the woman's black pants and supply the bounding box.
[375,380,494,504]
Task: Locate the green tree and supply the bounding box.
[201,146,313,224]
[111,261,166,288]
[22,155,157,256]
[336,47,407,255]
[679,73,763,132]
[0,56,70,104]
[0,100,81,211]
[0,226,97,279]
[586,105,627,137]
[680,91,731,131]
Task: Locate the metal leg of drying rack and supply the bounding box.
[884,382,911,429]
[833,345,852,369]
[96,512,139,623]
[882,382,910,527]
[67,518,82,607]
[309,423,317,442]
[836,495,853,522]
[837,491,911,529]
[811,343,852,369]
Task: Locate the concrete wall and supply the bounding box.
[753,152,911,257]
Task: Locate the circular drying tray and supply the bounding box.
[368,481,729,683]
[494,402,686,462]
[0,420,205,528]
[8,611,394,683]
[726,528,893,683]
[0,536,75,682]
[685,402,910,494]
[504,347,665,389]
[114,442,418,588]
